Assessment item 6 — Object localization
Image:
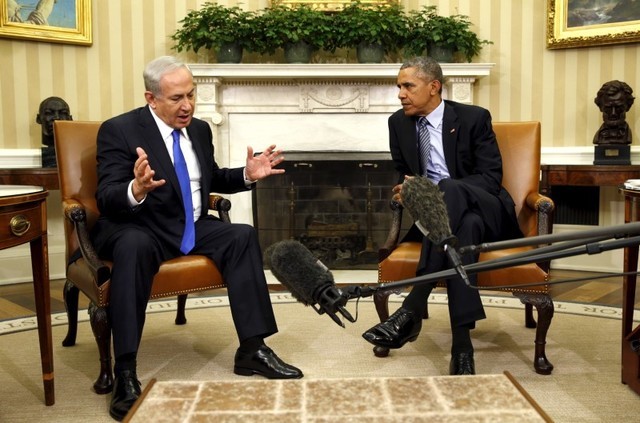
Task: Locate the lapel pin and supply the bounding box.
[450,128,456,133]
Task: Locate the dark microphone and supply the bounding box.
[264,240,356,327]
[401,176,471,286]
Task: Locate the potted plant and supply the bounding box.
[252,4,333,63]
[332,1,408,63]
[405,6,491,63]
[171,3,255,63]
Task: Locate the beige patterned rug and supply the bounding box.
[125,373,551,422]
[1,293,639,422]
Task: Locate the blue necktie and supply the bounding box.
[172,129,195,254]
[418,117,432,176]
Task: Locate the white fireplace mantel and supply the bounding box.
[189,62,494,80]
[190,63,493,131]
[189,63,493,225]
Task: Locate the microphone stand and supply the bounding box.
[459,221,640,254]
[343,225,640,299]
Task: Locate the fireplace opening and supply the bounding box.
[252,152,413,270]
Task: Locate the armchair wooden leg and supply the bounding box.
[373,290,392,322]
[514,292,555,375]
[372,290,393,357]
[61,280,79,347]
[524,303,536,328]
[175,294,188,325]
[88,303,114,394]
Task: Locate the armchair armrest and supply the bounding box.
[63,199,111,286]
[525,191,555,236]
[525,191,555,272]
[379,200,404,262]
[208,194,232,223]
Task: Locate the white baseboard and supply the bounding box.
[0,248,66,286]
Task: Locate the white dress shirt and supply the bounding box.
[418,100,450,183]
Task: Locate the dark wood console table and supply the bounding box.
[0,168,59,191]
[540,164,640,196]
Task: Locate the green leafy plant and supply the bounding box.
[171,3,255,53]
[405,6,491,62]
[169,3,491,63]
[252,4,333,55]
[332,1,408,53]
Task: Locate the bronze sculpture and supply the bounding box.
[593,80,634,145]
[593,80,635,165]
[36,96,72,167]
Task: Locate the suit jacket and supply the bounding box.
[389,100,520,239]
[92,106,250,257]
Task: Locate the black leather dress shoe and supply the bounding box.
[362,307,422,349]
[109,370,141,421]
[234,345,303,379]
[449,351,475,375]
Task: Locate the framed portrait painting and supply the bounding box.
[547,0,640,49]
[0,0,92,45]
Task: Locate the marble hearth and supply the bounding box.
[190,63,493,226]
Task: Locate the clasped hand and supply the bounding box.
[392,175,416,205]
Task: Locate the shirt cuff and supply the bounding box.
[127,180,146,207]
[243,167,256,186]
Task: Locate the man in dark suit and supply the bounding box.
[362,56,521,375]
[95,56,302,421]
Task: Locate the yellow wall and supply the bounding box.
[1,0,639,150]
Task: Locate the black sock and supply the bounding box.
[451,325,473,354]
[401,283,434,314]
[239,336,264,354]
[114,352,137,376]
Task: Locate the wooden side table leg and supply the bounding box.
[622,244,639,386]
[30,235,54,406]
[621,193,640,390]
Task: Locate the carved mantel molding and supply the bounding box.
[190,63,494,128]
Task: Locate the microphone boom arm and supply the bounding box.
[342,232,640,298]
[459,221,640,254]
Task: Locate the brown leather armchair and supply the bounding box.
[53,120,230,394]
[373,121,556,375]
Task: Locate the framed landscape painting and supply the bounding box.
[0,0,92,45]
[547,0,640,49]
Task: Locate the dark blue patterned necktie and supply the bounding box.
[418,116,431,176]
[172,129,195,254]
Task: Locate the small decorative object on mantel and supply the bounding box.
[36,96,73,168]
[593,80,635,165]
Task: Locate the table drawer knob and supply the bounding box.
[10,214,31,236]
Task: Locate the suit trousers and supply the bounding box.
[100,218,277,359]
[404,178,507,328]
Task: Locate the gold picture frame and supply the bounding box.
[271,0,397,12]
[0,0,92,45]
[547,0,640,49]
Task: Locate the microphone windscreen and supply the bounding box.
[401,176,452,245]
[265,240,334,306]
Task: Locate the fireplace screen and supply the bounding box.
[252,152,411,269]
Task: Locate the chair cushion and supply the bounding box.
[379,242,548,294]
[67,255,224,307]
[152,255,224,298]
